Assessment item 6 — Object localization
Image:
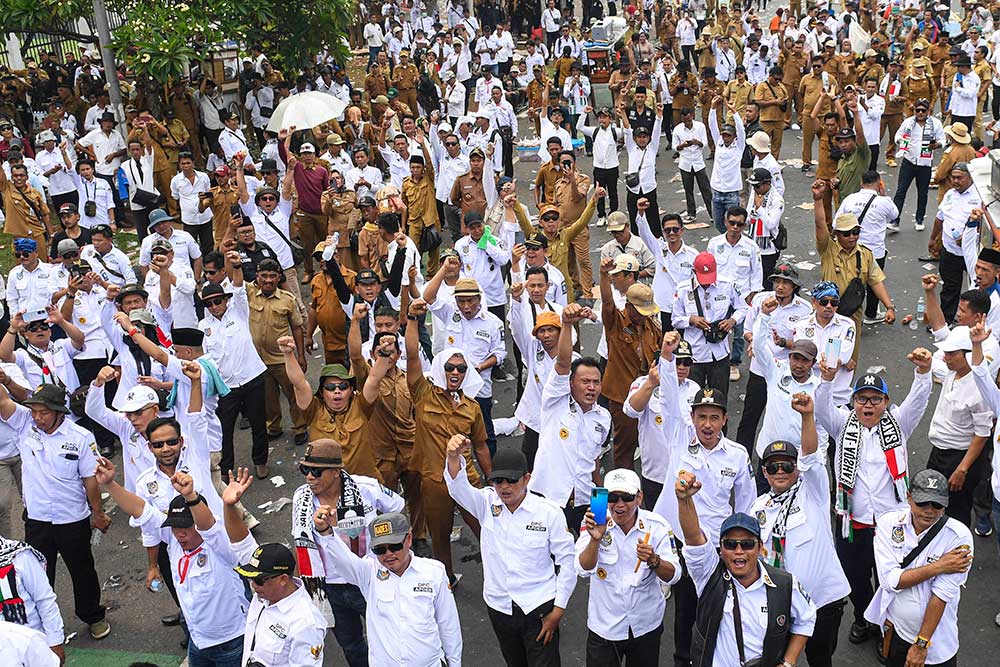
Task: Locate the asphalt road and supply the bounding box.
[22,110,1000,667]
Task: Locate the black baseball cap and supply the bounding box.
[691,387,726,412]
[161,495,195,528]
[488,448,528,482]
[356,268,380,284]
[761,440,799,462]
[234,543,296,578]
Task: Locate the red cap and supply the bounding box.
[693,251,717,287]
[214,165,231,177]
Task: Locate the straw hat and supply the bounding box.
[944,122,972,145]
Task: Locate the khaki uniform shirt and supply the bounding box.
[449,171,488,219]
[817,234,886,294]
[408,372,487,485]
[553,172,591,227]
[603,310,661,403]
[515,198,596,297]
[304,394,380,479]
[0,170,48,239]
[312,270,355,354]
[754,80,789,122]
[392,64,420,92]
[401,173,440,231]
[534,162,561,206]
[321,189,359,249]
[724,80,754,117]
[800,73,836,115]
[353,360,416,465]
[247,282,303,365]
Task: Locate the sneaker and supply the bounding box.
[974,514,994,537]
[863,311,886,325]
[914,221,925,231]
[995,610,1000,627]
[801,164,812,173]
[886,222,900,233]
[729,366,741,382]
[596,216,607,227]
[672,151,680,159]
[791,123,801,130]
[294,431,308,446]
[886,158,898,167]
[90,619,111,640]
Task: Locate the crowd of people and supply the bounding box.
[2,0,1000,666]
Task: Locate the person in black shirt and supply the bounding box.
[48,203,93,260]
[627,84,657,136]
[231,216,278,283]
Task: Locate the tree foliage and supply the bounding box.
[3,0,356,82]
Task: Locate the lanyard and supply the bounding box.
[177,546,203,584]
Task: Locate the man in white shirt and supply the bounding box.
[69,160,115,230]
[947,55,979,129]
[446,440,576,665]
[363,15,386,68]
[707,100,746,234]
[890,99,943,232]
[857,77,885,169]
[139,208,202,278]
[34,130,77,212]
[75,112,126,186]
[576,106,621,225]
[933,163,982,323]
[0,533,65,662]
[620,98,663,227]
[815,351,933,646]
[6,238,53,314]
[169,152,213,255]
[671,107,712,223]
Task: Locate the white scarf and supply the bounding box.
[836,409,907,538]
[429,346,484,400]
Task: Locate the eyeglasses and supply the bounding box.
[372,542,406,555]
[818,297,840,307]
[854,395,885,406]
[765,461,796,475]
[445,141,459,147]
[608,492,636,504]
[14,251,33,258]
[251,574,279,586]
[61,252,79,259]
[443,362,468,373]
[25,322,49,332]
[836,227,861,236]
[203,297,227,307]
[322,381,352,391]
[258,195,277,202]
[663,227,682,235]
[298,464,328,478]
[150,437,180,450]
[721,538,758,551]
[541,214,560,222]
[915,500,945,510]
[491,476,522,485]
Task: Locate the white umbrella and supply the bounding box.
[266,91,348,133]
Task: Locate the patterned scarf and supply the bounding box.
[760,478,802,569]
[0,537,46,624]
[836,409,907,540]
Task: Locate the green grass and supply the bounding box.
[0,228,142,275]
[65,646,183,667]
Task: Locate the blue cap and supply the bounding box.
[812,281,840,300]
[720,512,761,540]
[13,238,37,252]
[853,373,889,396]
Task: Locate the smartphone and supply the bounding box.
[229,203,242,219]
[514,229,525,246]
[591,487,609,526]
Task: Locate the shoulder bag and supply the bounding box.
[262,213,305,267]
[692,281,734,344]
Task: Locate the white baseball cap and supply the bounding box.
[934,326,973,353]
[120,386,160,413]
[604,469,641,495]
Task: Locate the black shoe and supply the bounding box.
[294,432,309,446]
[161,612,181,627]
[873,638,888,665]
[99,445,116,458]
[267,430,284,441]
[239,416,250,430]
[412,538,432,558]
[849,619,871,644]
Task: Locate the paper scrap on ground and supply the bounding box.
[270,476,286,488]
[922,263,937,270]
[796,202,815,210]
[669,173,681,183]
[265,497,292,514]
[684,222,711,229]
[783,158,805,168]
[793,261,817,270]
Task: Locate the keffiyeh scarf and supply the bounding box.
[759,478,802,569]
[0,537,46,624]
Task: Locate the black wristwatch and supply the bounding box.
[406,314,418,321]
[185,494,205,507]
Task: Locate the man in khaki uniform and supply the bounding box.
[391,50,420,120]
[723,67,754,121]
[321,171,360,272]
[247,258,308,444]
[553,152,593,299]
[0,163,50,239]
[168,79,202,165]
[400,138,440,274]
[698,68,724,159]
[800,57,838,169]
[902,61,936,117]
[128,116,177,217]
[754,66,789,159]
[778,41,807,127]
[449,147,491,233]
[161,108,191,175]
[882,60,906,166]
[365,51,391,112]
[199,164,240,249]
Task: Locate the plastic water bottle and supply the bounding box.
[150,578,164,593]
[910,296,925,330]
[90,528,102,546]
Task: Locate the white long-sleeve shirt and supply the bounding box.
[624,116,663,193]
[576,119,621,170]
[947,70,980,116]
[635,213,696,311]
[708,108,745,193]
[671,121,708,172]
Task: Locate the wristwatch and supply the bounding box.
[914,636,931,649]
[647,554,661,570]
[185,494,205,507]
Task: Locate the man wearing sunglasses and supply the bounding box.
[577,468,679,665]
[143,238,198,329]
[445,436,576,665]
[675,470,816,667]
[314,510,462,666]
[47,203,91,262]
[792,282,857,405]
[290,439,403,666]
[815,349,933,646]
[635,205,696,333]
[866,469,974,667]
[750,394,849,667]
[0,306,85,401]
[6,238,53,317]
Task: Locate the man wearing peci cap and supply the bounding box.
[446,436,577,664]
[865,469,974,667]
[577,468,680,665]
[315,509,463,665]
[815,348,934,646]
[750,394,851,667]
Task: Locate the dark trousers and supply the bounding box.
[184,222,215,257]
[868,143,880,172]
[156,540,180,607]
[324,582,369,666]
[761,253,779,291]
[865,255,888,319]
[562,503,588,536]
[487,599,561,667]
[626,188,659,235]
[680,168,713,218]
[682,45,695,67]
[640,476,663,511]
[928,445,987,527]
[586,624,662,666]
[131,207,152,241]
[477,395,498,457]
[24,516,105,624]
[73,356,116,453]
[886,630,956,667]
[659,312,674,333]
[974,439,994,520]
[689,357,730,396]
[217,371,268,473]
[672,562,698,667]
[804,598,847,667]
[593,166,620,218]
[950,114,975,131]
[892,158,932,226]
[735,370,767,459]
[522,427,540,471]
[939,249,966,324]
[835,525,876,624]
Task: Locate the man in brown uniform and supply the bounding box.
[754,65,789,158]
[247,258,308,444]
[698,68,724,159]
[856,49,885,87]
[309,242,355,365]
[778,40,807,127]
[401,135,440,274]
[321,170,360,272]
[800,56,838,170]
[198,164,240,249]
[449,147,491,231]
[902,61,936,117]
[533,139,563,208]
[161,108,191,174]
[670,62,700,128]
[598,256,661,470]
[0,163,50,240]
[365,51,392,112]
[128,115,177,217]
[526,66,548,134]
[553,152,593,299]
[882,60,906,166]
[391,50,420,120]
[168,79,202,165]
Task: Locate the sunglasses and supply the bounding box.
[150,437,180,450]
[836,227,861,236]
[854,395,885,406]
[676,358,693,367]
[372,542,406,555]
[726,220,746,227]
[258,195,277,202]
[444,362,468,373]
[765,461,796,475]
[298,464,328,477]
[491,476,522,485]
[14,251,33,258]
[322,381,352,391]
[915,500,945,510]
[541,214,560,222]
[61,252,79,259]
[25,322,49,332]
[204,267,221,275]
[608,492,636,504]
[663,227,682,235]
[818,297,840,307]
[124,405,154,418]
[204,297,227,307]
[251,574,279,586]
[721,538,758,551]
[444,141,459,147]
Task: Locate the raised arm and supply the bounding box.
[277,336,313,410]
[675,470,706,547]
[362,336,395,404]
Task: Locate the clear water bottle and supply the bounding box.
[150,578,164,593]
[90,528,102,546]
[910,296,925,330]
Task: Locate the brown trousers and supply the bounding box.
[264,362,307,436]
[375,446,427,540]
[761,120,785,159]
[881,113,903,159]
[607,398,640,470]
[568,225,594,298]
[295,210,327,276]
[802,116,820,165]
[408,217,441,276]
[397,89,419,118]
[422,478,481,580]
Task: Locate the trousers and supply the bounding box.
[324,582,369,666]
[735,370,767,459]
[804,598,847,667]
[488,599,562,667]
[0,455,22,536]
[892,159,932,227]
[24,516,105,624]
[606,398,639,470]
[264,362,307,436]
[680,168,713,218]
[592,166,620,218]
[217,371,268,472]
[927,445,987,527]
[586,624,662,666]
[835,525,876,623]
[421,478,480,580]
[296,210,328,276]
